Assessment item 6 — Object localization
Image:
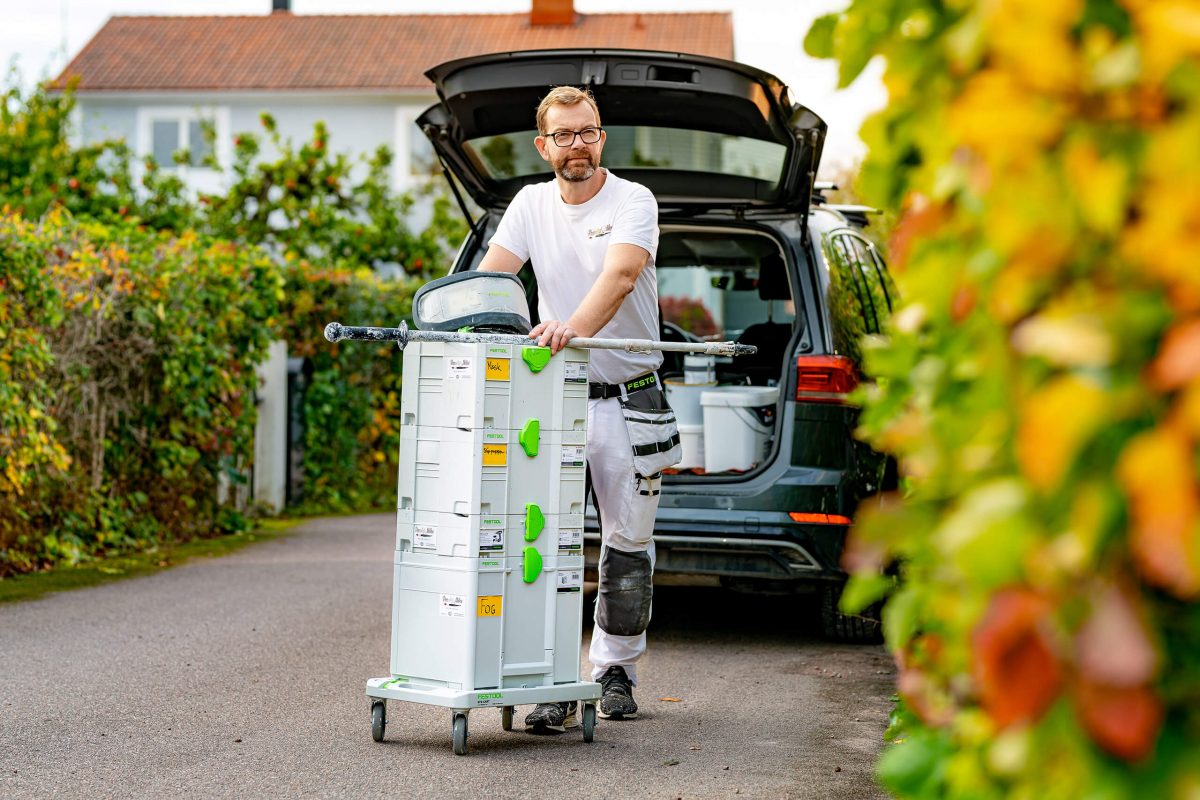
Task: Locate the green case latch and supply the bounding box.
[521,346,552,373]
[523,547,543,584]
[525,504,545,542]
[518,419,540,457]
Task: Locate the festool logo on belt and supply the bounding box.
[627,375,656,390]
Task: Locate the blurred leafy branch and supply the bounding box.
[807,0,1200,795]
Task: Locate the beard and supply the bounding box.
[553,149,598,182]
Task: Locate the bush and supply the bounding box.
[808,0,1200,796]
[276,259,419,512]
[1,76,468,532]
[198,113,464,274]
[0,209,282,576]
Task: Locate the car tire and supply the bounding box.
[820,582,883,644]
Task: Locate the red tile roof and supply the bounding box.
[55,12,734,92]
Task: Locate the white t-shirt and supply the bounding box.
[489,169,661,384]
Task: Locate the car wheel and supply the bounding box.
[820,582,883,644]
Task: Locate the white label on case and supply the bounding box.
[447,358,473,380]
[561,445,585,467]
[558,528,583,550]
[564,362,588,383]
[557,570,583,592]
[440,594,466,618]
[478,528,504,553]
[413,525,436,549]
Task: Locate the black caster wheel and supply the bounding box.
[370,700,386,742]
[501,706,514,731]
[582,702,596,743]
[452,712,469,755]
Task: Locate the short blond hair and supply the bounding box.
[535,86,601,134]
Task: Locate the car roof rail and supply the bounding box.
[825,203,882,228]
[811,181,837,205]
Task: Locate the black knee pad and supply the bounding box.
[596,547,653,636]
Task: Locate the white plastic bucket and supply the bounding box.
[700,386,779,473]
[683,354,716,385]
[678,423,705,470]
[665,379,715,426]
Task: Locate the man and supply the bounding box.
[478,86,680,732]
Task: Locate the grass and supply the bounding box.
[0,517,305,606]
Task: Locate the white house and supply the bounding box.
[56,0,733,206]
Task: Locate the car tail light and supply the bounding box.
[795,355,858,404]
[788,512,853,525]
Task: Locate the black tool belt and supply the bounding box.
[588,372,658,400]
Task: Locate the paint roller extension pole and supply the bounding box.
[323,321,758,357]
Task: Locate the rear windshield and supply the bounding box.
[464,126,787,184]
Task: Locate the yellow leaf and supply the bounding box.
[1117,427,1200,598]
[1063,139,1128,234]
[1128,0,1200,82]
[1011,314,1114,367]
[1177,378,1200,437]
[947,70,1065,171]
[1017,375,1109,490]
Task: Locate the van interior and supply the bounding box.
[497,227,797,478]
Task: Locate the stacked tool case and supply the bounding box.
[366,339,600,752]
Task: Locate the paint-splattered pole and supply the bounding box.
[324,321,758,357]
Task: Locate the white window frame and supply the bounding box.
[394,105,439,192]
[136,105,231,174]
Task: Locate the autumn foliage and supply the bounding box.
[807,0,1200,795]
[0,80,446,573]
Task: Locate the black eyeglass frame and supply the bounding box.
[543,127,604,147]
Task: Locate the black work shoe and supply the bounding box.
[597,665,638,719]
[524,701,578,733]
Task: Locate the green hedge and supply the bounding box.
[0,76,464,577]
[0,209,282,576]
[276,259,419,512]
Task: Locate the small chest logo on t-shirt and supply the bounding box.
[587,223,613,239]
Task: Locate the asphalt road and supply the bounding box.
[0,514,896,799]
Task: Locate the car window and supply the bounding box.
[465,127,788,185]
[824,232,874,364]
[659,264,794,341]
[868,245,897,312]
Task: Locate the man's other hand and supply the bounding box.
[530,320,578,354]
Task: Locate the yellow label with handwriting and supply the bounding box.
[477,596,502,617]
[482,444,507,466]
[486,358,511,381]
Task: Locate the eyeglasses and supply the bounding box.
[544,127,603,147]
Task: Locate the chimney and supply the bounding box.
[272,0,290,13]
[531,0,574,26]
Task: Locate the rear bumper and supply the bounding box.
[583,511,849,581]
[583,457,870,583]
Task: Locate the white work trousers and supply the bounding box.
[587,395,661,686]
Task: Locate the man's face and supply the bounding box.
[536,102,605,183]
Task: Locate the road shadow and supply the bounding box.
[584,583,834,647]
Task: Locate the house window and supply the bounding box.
[148,116,215,168]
